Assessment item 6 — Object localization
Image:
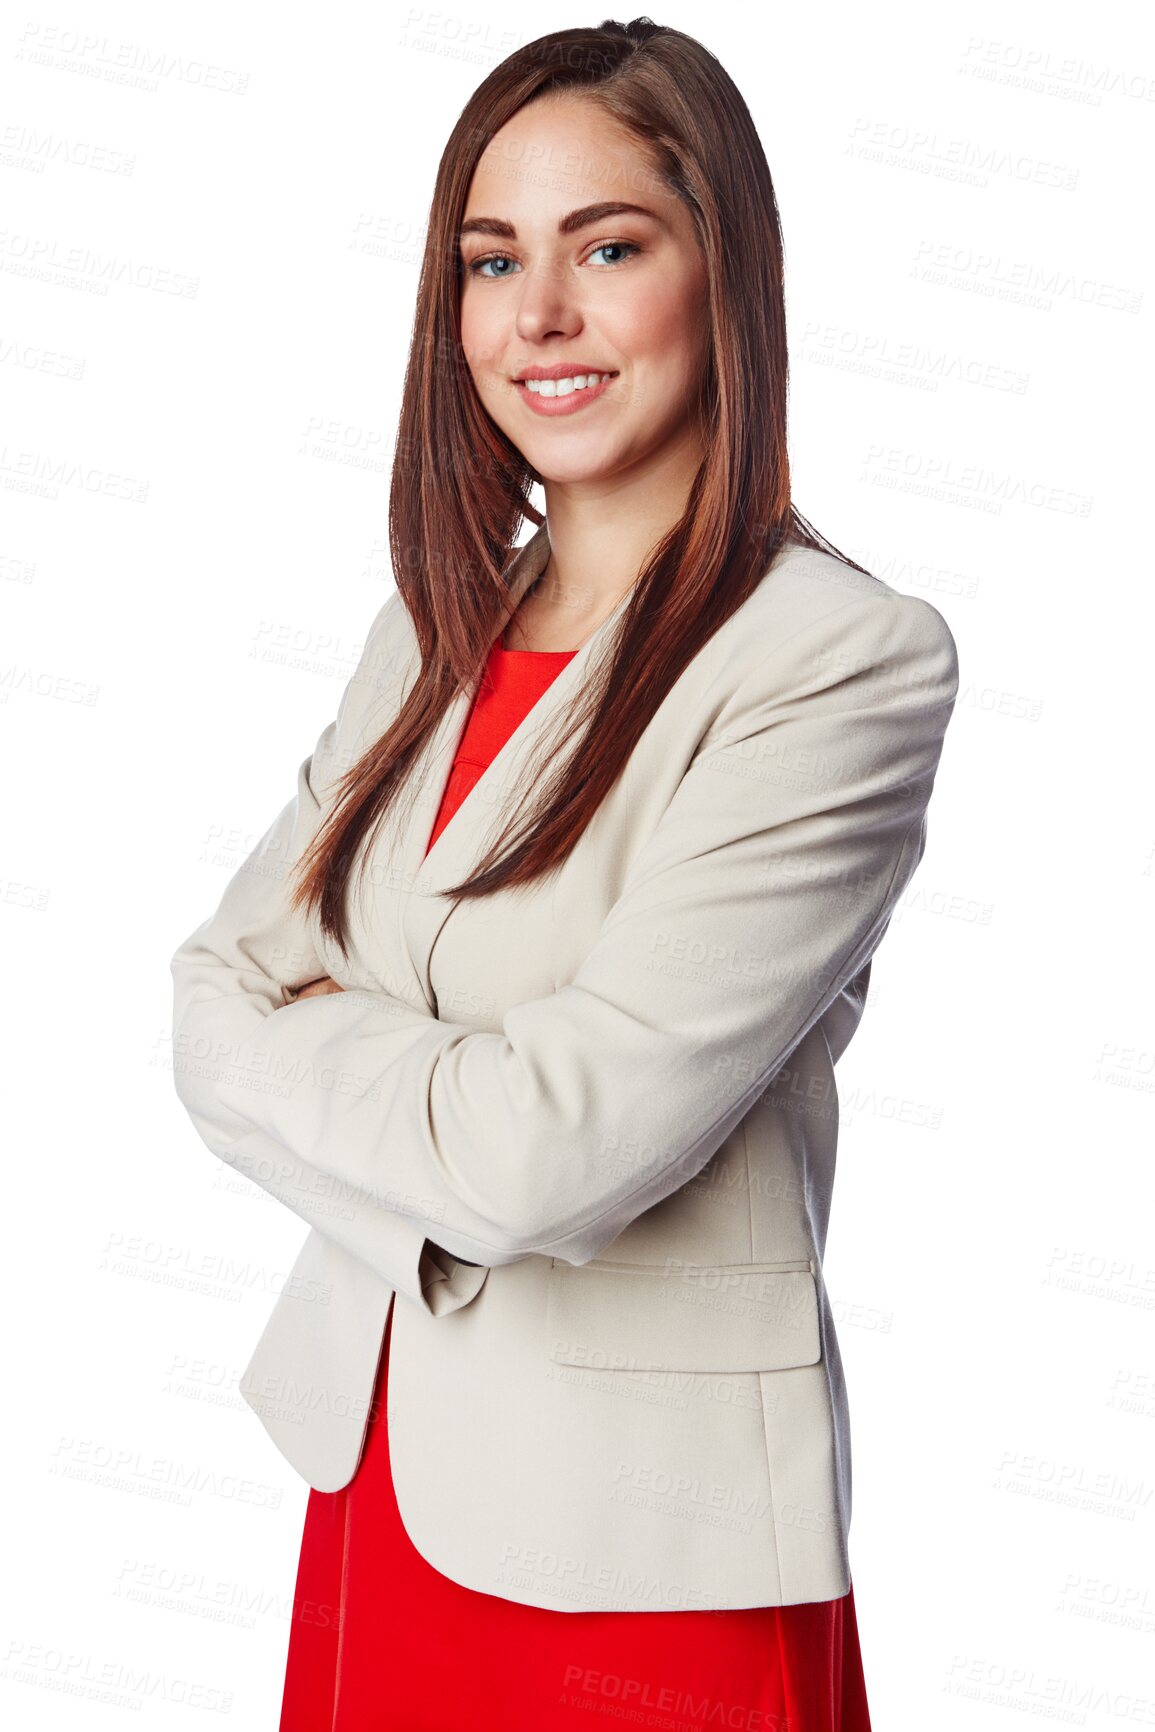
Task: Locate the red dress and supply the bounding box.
[278,638,873,1731]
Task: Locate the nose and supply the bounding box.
[513,253,583,345]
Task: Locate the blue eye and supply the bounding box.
[466,240,641,278]
[588,241,640,267]
[470,254,519,279]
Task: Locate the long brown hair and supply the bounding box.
[292,16,873,954]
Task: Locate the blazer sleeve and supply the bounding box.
[172,586,959,1270]
[169,592,489,1315]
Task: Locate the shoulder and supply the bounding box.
[753,541,956,670]
[360,588,419,668]
[338,591,422,735]
[699,542,959,708]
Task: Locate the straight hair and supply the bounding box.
[291,17,873,954]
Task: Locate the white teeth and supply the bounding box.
[520,372,614,397]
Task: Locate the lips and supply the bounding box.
[515,372,618,394]
[513,365,618,383]
[512,371,619,417]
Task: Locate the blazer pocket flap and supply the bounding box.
[545,1259,821,1373]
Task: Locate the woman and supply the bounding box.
[170,18,959,1730]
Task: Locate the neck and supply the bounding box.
[505,447,702,652]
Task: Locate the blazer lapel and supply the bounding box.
[373,521,632,1013]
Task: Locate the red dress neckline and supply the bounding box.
[491,641,578,659]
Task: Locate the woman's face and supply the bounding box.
[458,94,710,488]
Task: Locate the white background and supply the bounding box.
[2,1,1152,1726]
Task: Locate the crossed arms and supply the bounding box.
[170,586,958,1312]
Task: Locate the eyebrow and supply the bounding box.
[458,201,665,242]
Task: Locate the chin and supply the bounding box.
[532,457,620,487]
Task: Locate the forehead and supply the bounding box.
[463,94,675,226]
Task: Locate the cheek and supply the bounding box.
[620,294,706,415]
[459,295,501,375]
[622,282,702,369]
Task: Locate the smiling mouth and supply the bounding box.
[515,371,619,398]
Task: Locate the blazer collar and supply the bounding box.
[399,522,633,902]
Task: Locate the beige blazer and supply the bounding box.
[169,524,959,1612]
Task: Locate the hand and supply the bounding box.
[294,976,345,1000]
